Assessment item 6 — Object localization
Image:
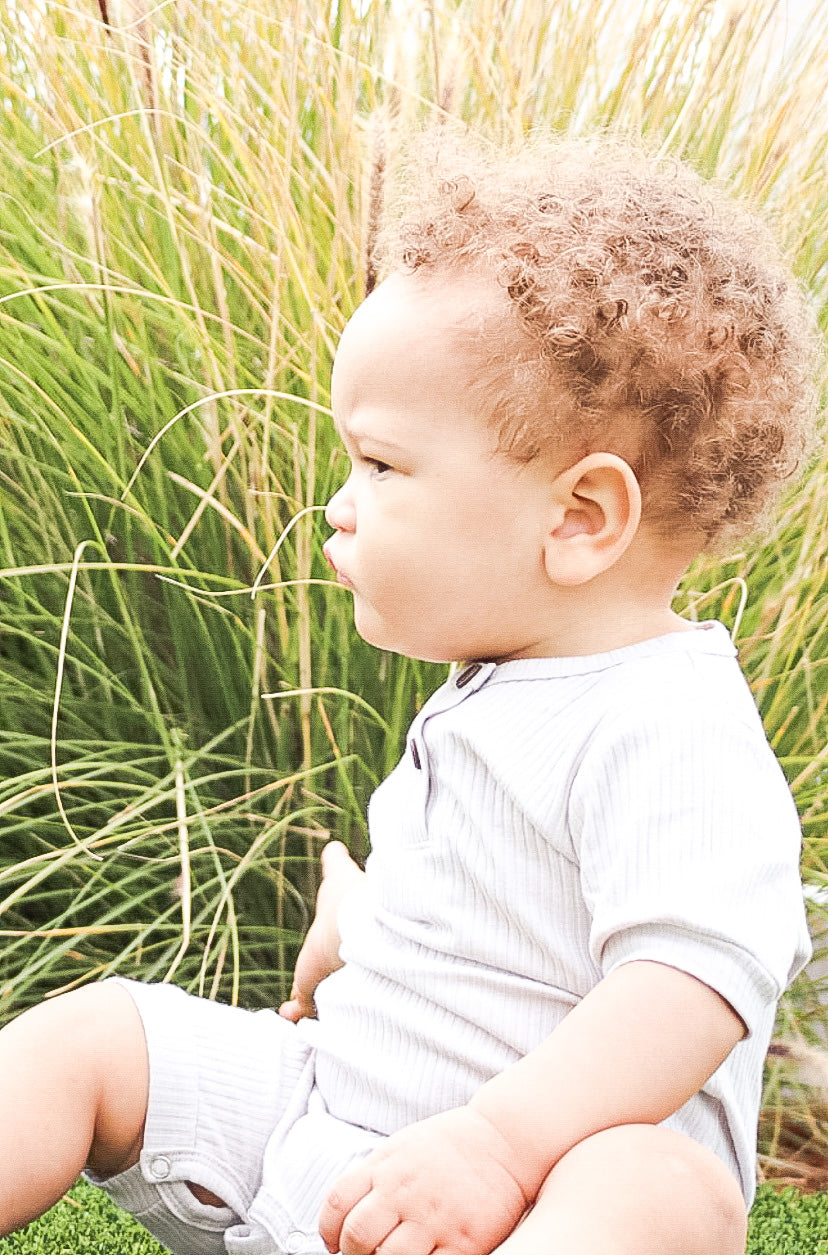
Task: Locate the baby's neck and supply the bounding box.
[501,603,691,662]
[501,537,696,661]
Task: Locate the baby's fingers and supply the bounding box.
[366,1220,436,1255]
[278,977,317,1021]
[320,840,353,873]
[319,1168,388,1254]
[277,995,312,1022]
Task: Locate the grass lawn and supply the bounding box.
[2,1179,828,1255]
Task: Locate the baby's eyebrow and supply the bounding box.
[337,416,406,456]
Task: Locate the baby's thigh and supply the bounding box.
[89,978,316,1255]
[497,1124,747,1255]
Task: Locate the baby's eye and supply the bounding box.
[364,457,393,477]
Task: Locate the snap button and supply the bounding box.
[150,1154,171,1180]
[456,662,483,689]
[285,1232,308,1254]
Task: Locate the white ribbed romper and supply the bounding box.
[301,621,811,1204]
[97,621,811,1255]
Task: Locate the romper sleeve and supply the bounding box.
[568,665,811,1038]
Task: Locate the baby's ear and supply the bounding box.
[542,453,641,586]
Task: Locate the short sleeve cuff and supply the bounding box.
[599,922,783,1038]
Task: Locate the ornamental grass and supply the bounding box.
[0,0,826,1182]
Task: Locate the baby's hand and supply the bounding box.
[279,842,365,1022]
[318,1107,529,1255]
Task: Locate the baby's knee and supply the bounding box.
[17,980,143,1063]
[79,982,150,1176]
[540,1125,747,1254]
[4,981,121,1059]
[12,981,150,1177]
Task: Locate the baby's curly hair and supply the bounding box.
[378,133,820,547]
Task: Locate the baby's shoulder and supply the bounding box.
[595,634,760,741]
[476,623,758,745]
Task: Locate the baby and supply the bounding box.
[0,135,819,1255]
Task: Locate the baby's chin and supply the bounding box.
[352,614,445,663]
[352,597,491,663]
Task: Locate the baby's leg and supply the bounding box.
[495,1124,747,1255]
[0,981,149,1235]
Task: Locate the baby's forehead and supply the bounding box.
[371,267,508,326]
[330,269,518,429]
[334,269,511,376]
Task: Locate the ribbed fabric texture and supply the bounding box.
[91,980,322,1255]
[301,622,811,1205]
[92,981,382,1255]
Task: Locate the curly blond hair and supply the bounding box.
[378,133,820,547]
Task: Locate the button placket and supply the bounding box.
[455,662,484,689]
[405,662,496,800]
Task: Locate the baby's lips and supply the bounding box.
[323,541,355,589]
[322,540,337,572]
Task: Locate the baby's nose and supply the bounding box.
[324,482,356,533]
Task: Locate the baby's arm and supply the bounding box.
[279,842,365,1022]
[319,959,744,1255]
[468,959,743,1196]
